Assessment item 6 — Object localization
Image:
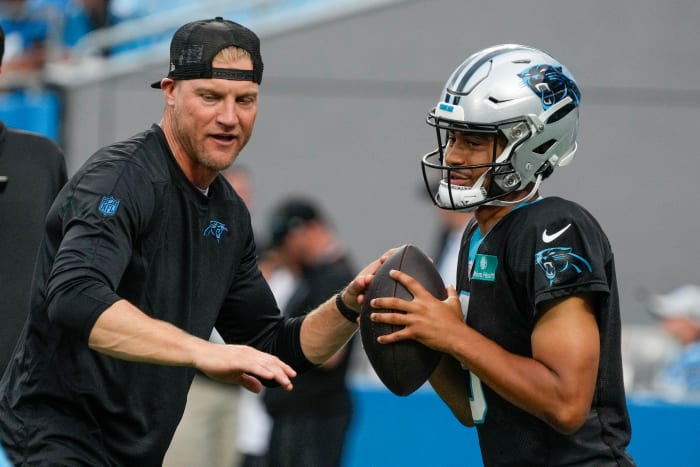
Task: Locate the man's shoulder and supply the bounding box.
[100,125,163,159]
[533,195,584,211]
[85,126,169,179]
[0,125,66,179]
[3,125,63,155]
[519,196,595,224]
[499,196,603,247]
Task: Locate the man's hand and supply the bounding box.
[196,344,298,393]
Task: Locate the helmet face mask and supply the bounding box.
[421,123,519,212]
[421,44,581,211]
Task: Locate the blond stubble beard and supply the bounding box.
[170,112,245,173]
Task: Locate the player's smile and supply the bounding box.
[447,167,478,187]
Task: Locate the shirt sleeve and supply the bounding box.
[46,157,157,342]
[509,201,612,320]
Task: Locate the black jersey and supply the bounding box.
[0,122,67,375]
[458,197,635,467]
[0,125,311,466]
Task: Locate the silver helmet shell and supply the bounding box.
[422,44,581,211]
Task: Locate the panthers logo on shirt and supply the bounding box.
[534,247,592,286]
[203,220,228,244]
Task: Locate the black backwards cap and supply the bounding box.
[151,17,263,89]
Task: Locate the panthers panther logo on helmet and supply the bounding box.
[518,64,581,116]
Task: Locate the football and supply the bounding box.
[360,244,446,396]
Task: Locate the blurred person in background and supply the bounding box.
[432,208,472,286]
[0,0,103,76]
[0,22,67,376]
[649,285,700,400]
[263,197,357,467]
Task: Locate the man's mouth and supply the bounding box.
[447,172,470,187]
[211,134,236,144]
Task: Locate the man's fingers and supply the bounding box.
[370,309,406,325]
[250,357,296,388]
[388,269,427,295]
[239,373,264,393]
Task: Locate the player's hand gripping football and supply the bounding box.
[370,269,464,353]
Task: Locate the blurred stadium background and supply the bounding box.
[2,0,699,465]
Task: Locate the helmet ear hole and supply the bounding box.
[533,139,556,155]
[547,102,576,124]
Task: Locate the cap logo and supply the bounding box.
[179,44,204,65]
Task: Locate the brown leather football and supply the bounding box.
[360,244,446,396]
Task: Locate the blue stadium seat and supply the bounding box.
[0,90,61,141]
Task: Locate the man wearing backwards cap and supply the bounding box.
[0,17,381,466]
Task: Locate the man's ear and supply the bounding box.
[160,79,177,103]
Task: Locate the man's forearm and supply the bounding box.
[299,295,358,364]
[88,299,204,366]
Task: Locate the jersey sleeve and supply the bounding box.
[508,200,612,319]
[46,157,157,342]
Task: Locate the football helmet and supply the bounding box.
[421,44,581,211]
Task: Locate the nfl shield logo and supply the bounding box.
[99,195,120,217]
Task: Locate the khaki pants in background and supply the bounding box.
[163,374,241,467]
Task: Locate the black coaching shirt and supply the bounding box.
[0,125,310,466]
[458,197,635,466]
[0,122,67,376]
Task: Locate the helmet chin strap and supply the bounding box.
[435,169,491,211]
[436,172,542,211]
[485,174,542,207]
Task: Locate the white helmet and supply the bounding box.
[421,44,581,211]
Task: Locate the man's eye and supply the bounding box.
[238,96,256,106]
